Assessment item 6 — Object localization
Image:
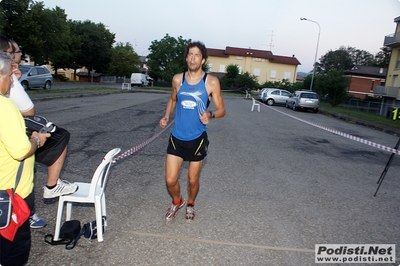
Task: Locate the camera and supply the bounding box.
[39,122,57,133]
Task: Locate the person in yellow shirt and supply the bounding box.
[0,52,49,266]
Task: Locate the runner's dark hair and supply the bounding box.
[184,41,208,60]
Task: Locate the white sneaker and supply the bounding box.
[43,179,78,199]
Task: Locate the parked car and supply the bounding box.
[19,65,53,90]
[261,89,292,106]
[286,90,319,113]
[257,88,274,100]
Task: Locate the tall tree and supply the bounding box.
[346,46,375,66]
[315,46,353,74]
[0,0,42,56]
[220,64,240,87]
[373,46,391,68]
[315,70,350,106]
[107,42,140,77]
[0,0,30,36]
[147,34,191,82]
[38,6,72,68]
[73,20,115,79]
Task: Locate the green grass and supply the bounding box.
[320,102,400,129]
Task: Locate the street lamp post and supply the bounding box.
[300,17,320,91]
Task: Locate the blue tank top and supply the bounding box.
[172,72,209,141]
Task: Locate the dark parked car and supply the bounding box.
[286,90,319,113]
[19,65,53,90]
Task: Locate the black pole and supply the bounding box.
[374,137,400,196]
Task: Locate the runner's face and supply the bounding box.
[186,47,205,72]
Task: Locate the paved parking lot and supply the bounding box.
[26,92,400,265]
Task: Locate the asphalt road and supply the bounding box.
[25,91,400,265]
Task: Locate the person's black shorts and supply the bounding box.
[167,131,209,161]
[35,127,70,166]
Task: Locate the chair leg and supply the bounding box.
[54,198,65,240]
[95,197,104,242]
[101,195,107,226]
[66,202,73,221]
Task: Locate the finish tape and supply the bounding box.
[112,119,174,163]
[265,104,400,155]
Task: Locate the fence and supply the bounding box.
[343,99,381,115]
[102,76,130,83]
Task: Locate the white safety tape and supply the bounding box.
[265,104,400,155]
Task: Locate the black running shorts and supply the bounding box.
[35,127,70,166]
[167,131,209,161]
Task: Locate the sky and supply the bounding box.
[43,0,400,73]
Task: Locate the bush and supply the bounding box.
[53,74,69,82]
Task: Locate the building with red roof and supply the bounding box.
[206,46,301,84]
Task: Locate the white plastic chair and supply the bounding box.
[245,90,251,99]
[54,148,121,242]
[121,83,131,90]
[251,97,260,112]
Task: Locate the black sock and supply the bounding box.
[46,184,57,189]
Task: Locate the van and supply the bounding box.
[130,73,149,87]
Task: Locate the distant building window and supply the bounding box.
[219,64,225,73]
[284,72,291,80]
[397,54,400,69]
[270,70,276,79]
[236,56,243,60]
[238,66,243,73]
[254,68,260,77]
[254,58,262,62]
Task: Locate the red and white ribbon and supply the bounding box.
[112,120,174,163]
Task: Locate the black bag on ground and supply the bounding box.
[44,217,106,250]
[44,220,81,249]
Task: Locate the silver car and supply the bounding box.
[261,89,292,106]
[286,90,319,113]
[19,65,53,90]
[257,88,274,100]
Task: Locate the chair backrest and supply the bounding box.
[88,148,121,198]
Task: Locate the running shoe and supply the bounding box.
[165,196,185,221]
[29,213,47,229]
[185,205,195,223]
[43,179,78,199]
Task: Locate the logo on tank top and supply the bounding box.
[181,100,197,109]
[180,90,206,114]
